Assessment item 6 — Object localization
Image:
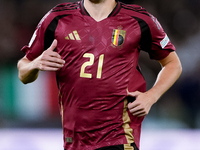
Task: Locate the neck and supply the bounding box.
[84,0,117,22]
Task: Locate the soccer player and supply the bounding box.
[17,0,182,150]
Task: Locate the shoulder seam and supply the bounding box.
[121,3,150,16]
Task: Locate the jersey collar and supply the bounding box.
[80,0,121,17]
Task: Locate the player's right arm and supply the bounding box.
[17,40,65,84]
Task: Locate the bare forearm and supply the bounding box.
[147,63,181,102]
[17,57,39,84]
[146,52,182,103]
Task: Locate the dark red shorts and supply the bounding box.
[95,143,139,150]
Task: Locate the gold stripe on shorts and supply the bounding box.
[124,143,134,150]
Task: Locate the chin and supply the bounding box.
[89,0,104,4]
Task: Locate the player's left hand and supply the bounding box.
[127,91,156,117]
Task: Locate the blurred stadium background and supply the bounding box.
[0,0,200,149]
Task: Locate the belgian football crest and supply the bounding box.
[112,29,126,47]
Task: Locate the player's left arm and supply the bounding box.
[127,51,182,117]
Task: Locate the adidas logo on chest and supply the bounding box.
[65,30,81,41]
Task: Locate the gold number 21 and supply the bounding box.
[80,53,104,79]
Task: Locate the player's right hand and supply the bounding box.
[33,39,65,71]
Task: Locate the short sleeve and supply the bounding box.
[140,14,175,60]
[21,11,52,61]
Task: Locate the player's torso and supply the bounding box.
[47,3,146,149]
[54,9,143,107]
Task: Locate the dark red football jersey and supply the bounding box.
[21,0,175,149]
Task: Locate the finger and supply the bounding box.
[39,61,64,71]
[48,57,65,65]
[41,52,65,64]
[45,61,64,68]
[39,66,61,71]
[133,111,146,117]
[134,110,148,117]
[127,102,140,111]
[44,57,65,66]
[128,103,140,112]
[47,51,63,60]
[46,39,57,51]
[129,107,146,117]
[128,103,149,117]
[127,91,140,97]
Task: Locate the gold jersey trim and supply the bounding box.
[122,99,134,146]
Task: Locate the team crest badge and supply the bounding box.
[112,29,126,46]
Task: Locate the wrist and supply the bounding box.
[30,59,40,71]
[145,89,161,104]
